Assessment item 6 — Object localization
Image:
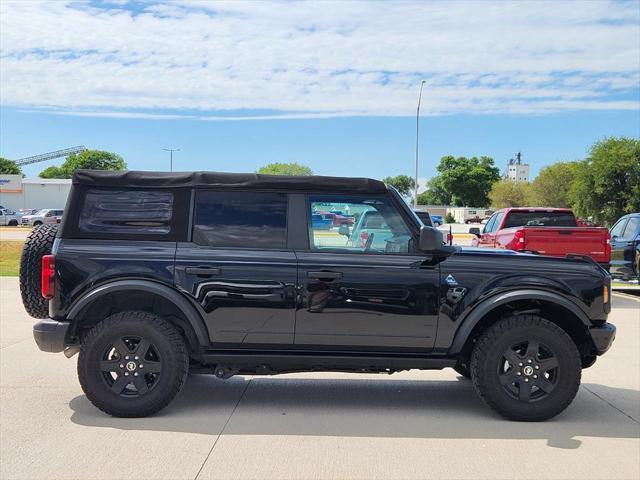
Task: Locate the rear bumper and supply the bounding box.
[589,322,616,355]
[33,319,70,353]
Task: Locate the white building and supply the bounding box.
[505,151,530,182]
[0,175,71,211]
[506,162,530,182]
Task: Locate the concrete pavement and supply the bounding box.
[1,276,638,480]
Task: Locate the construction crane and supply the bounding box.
[14,146,87,167]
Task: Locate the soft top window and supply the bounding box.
[79,189,173,234]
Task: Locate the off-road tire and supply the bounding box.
[19,224,58,319]
[78,311,189,417]
[470,315,581,421]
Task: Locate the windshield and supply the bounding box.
[33,210,48,216]
[504,211,576,228]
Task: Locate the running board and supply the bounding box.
[198,351,456,376]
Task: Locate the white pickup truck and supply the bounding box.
[20,209,64,227]
[0,208,20,226]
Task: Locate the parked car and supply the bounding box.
[316,211,355,226]
[18,208,38,216]
[470,208,611,267]
[21,209,64,226]
[22,170,615,421]
[431,214,443,227]
[609,213,640,281]
[0,208,20,226]
[465,216,483,224]
[311,213,333,230]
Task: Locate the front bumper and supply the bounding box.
[33,319,70,353]
[589,322,616,355]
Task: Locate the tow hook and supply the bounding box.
[214,365,239,379]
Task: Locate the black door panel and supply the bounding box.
[175,245,297,345]
[295,252,439,350]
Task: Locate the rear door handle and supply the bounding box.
[307,271,343,280]
[185,267,221,277]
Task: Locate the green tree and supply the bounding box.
[416,177,452,205]
[433,155,501,207]
[39,150,126,178]
[0,157,22,175]
[257,162,313,176]
[382,174,416,197]
[530,161,579,207]
[489,180,534,208]
[570,137,640,226]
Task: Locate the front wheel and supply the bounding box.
[78,311,189,417]
[470,315,581,421]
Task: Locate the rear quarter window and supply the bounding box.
[78,189,173,234]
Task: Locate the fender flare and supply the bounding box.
[67,279,209,347]
[448,289,591,355]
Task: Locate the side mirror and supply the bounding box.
[338,224,350,237]
[469,227,481,236]
[419,226,444,251]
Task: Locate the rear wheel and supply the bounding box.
[78,311,188,417]
[8,219,18,226]
[470,315,581,421]
[19,224,58,319]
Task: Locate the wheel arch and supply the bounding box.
[67,280,209,352]
[449,289,595,366]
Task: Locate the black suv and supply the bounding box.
[21,170,616,421]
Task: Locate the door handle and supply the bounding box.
[307,271,343,280]
[185,267,221,277]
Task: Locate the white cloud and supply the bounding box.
[1,0,638,118]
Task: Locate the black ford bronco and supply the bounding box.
[20,170,616,421]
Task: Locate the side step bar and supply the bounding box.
[198,351,457,377]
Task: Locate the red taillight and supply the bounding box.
[447,233,453,245]
[513,230,526,251]
[605,232,611,258]
[41,255,55,299]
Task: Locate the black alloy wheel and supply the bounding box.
[79,311,188,417]
[470,315,581,421]
[498,339,559,402]
[100,336,163,397]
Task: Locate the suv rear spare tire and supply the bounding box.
[20,224,58,319]
[470,315,581,421]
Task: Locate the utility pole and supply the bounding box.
[414,80,426,208]
[162,148,180,172]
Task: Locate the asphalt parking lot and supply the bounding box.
[1,277,638,480]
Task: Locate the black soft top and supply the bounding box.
[73,170,388,194]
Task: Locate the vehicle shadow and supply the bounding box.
[69,375,640,450]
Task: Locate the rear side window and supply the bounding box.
[193,191,287,249]
[79,189,173,234]
[503,211,576,228]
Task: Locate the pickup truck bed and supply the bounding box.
[472,208,611,266]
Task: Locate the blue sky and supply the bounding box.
[1,0,639,182]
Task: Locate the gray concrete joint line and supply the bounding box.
[582,384,639,424]
[194,378,253,480]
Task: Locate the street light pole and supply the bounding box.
[414,80,426,208]
[162,148,180,172]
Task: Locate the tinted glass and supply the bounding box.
[79,189,173,234]
[483,214,497,233]
[308,196,412,254]
[610,219,627,237]
[622,217,639,238]
[415,211,433,226]
[488,212,505,232]
[193,191,287,248]
[503,211,576,228]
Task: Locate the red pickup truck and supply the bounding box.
[470,207,610,266]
